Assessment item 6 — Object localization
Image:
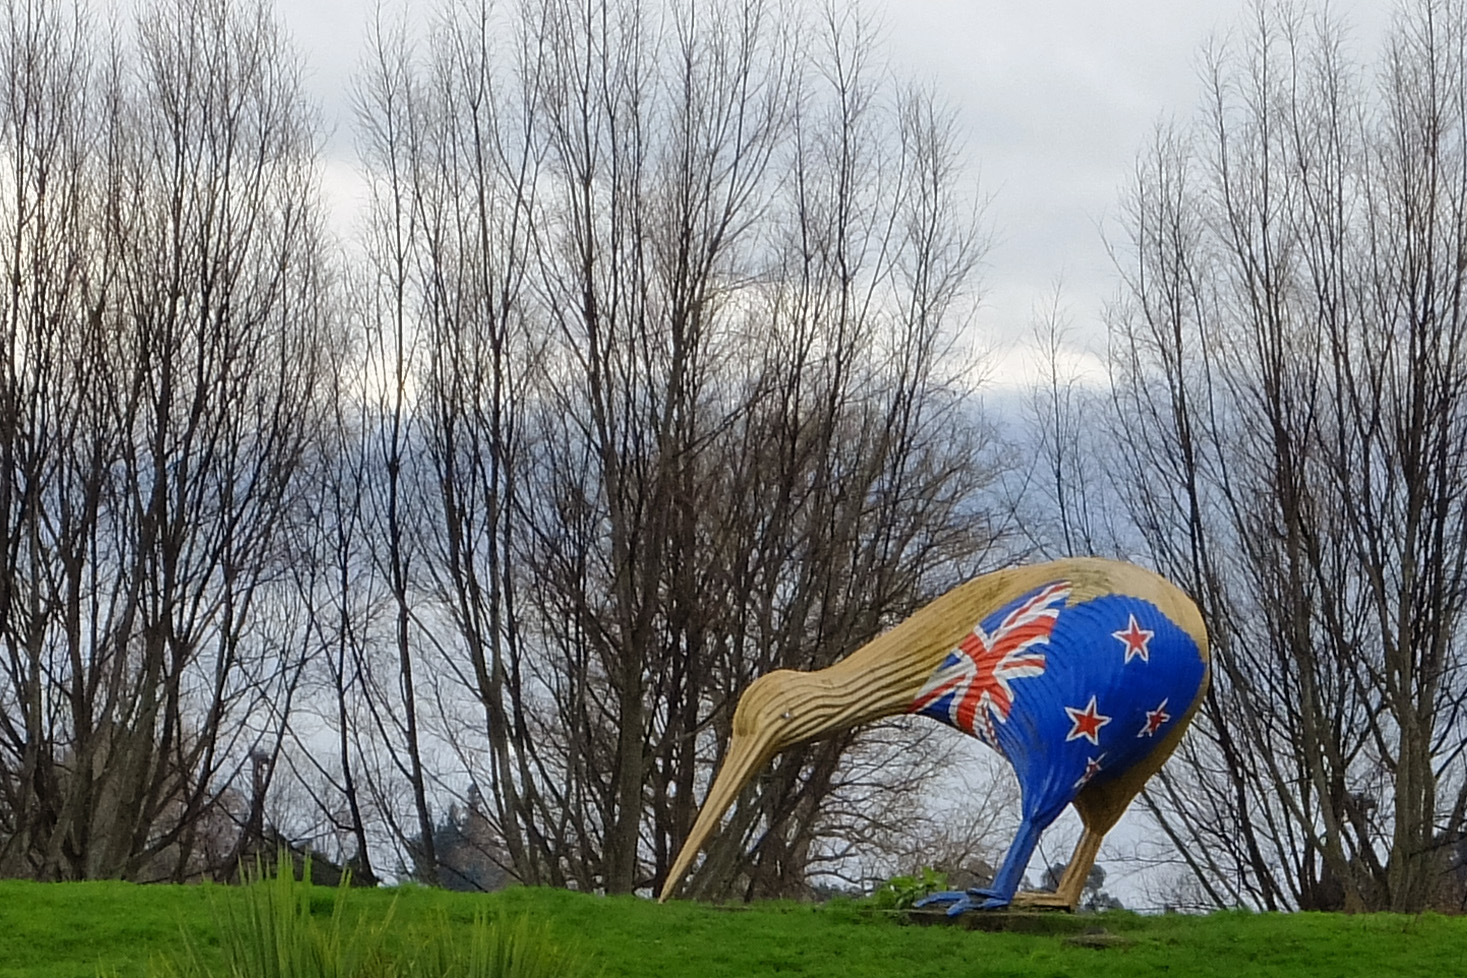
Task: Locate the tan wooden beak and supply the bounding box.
[658,728,774,902]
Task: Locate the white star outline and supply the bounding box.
[1112,612,1155,664]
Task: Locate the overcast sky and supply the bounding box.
[271,0,1393,392]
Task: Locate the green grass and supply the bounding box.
[0,879,1463,978]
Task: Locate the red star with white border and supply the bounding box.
[1113,613,1154,664]
[1073,753,1106,790]
[1064,694,1111,745]
[1139,698,1171,738]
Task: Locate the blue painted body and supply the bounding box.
[908,580,1206,911]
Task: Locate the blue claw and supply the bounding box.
[944,896,979,916]
[913,889,970,909]
[968,887,1012,907]
[914,888,1012,915]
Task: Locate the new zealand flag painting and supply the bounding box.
[909,580,1207,827]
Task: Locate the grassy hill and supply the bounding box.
[0,878,1463,978]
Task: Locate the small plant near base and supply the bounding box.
[866,867,949,911]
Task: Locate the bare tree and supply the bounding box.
[0,0,1001,895]
[347,0,1000,897]
[1007,286,1109,559]
[276,329,385,884]
[1108,0,1467,912]
[0,0,99,880]
[0,0,338,881]
[346,9,449,881]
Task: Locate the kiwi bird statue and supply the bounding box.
[658,557,1210,914]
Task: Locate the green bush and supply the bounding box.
[865,867,948,911]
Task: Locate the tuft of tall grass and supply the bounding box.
[412,911,596,978]
[153,856,592,978]
[154,857,393,978]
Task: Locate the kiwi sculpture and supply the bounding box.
[658,557,1210,914]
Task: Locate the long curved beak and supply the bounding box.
[658,729,775,902]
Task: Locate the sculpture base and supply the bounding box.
[904,909,1091,933]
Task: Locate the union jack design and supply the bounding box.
[909,582,1070,747]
